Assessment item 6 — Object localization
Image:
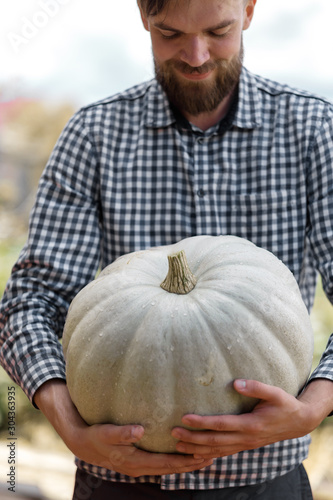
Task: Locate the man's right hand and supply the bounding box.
[34,379,213,477]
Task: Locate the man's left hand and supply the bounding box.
[171,378,333,459]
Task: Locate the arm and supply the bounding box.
[34,379,213,476]
[0,110,101,402]
[171,378,333,459]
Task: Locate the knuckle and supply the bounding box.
[167,465,182,474]
[98,424,120,444]
[207,433,222,446]
[251,380,262,392]
[248,420,264,435]
[244,430,262,449]
[275,387,288,404]
[211,446,223,456]
[170,468,183,475]
[245,436,259,449]
[214,420,228,432]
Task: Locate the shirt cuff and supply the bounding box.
[18,354,67,408]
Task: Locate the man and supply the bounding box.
[1,0,333,498]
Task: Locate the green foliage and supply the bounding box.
[0,239,25,297]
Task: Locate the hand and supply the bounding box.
[71,421,213,477]
[34,380,213,477]
[171,378,333,459]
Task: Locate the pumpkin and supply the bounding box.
[62,235,313,453]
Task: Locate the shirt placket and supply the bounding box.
[192,133,216,235]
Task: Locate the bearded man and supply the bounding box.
[1,1,333,499]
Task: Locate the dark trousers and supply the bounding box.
[72,464,313,499]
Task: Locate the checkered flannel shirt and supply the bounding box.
[1,67,333,489]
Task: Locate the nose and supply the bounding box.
[179,36,210,68]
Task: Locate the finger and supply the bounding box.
[178,413,247,432]
[172,430,241,458]
[120,448,214,475]
[98,424,145,445]
[233,379,287,404]
[138,452,213,470]
[173,425,239,448]
[176,442,220,458]
[173,431,259,459]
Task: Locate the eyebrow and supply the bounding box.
[153,19,237,33]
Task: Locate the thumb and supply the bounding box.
[233,379,283,403]
[101,423,145,445]
[121,424,145,444]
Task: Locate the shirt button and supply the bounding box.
[197,189,206,198]
[196,137,204,144]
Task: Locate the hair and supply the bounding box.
[138,0,175,16]
[139,0,249,16]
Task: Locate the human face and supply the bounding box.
[139,0,256,117]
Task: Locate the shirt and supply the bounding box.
[1,67,333,489]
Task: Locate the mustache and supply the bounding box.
[171,60,221,75]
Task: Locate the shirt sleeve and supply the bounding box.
[306,104,333,384]
[0,110,102,404]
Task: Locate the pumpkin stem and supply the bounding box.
[160,250,197,295]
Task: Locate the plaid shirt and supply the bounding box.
[1,67,333,489]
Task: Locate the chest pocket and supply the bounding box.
[228,189,304,263]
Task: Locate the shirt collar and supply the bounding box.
[233,67,262,129]
[145,80,176,128]
[144,66,262,130]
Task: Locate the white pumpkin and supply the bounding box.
[62,235,313,453]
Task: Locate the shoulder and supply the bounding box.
[251,70,333,118]
[71,80,156,129]
[84,80,154,110]
[240,68,333,133]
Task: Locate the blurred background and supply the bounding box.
[0,1,333,499]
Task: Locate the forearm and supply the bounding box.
[298,378,333,428]
[34,380,87,448]
[0,311,67,404]
[306,332,333,419]
[308,333,333,384]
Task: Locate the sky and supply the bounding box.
[1,0,332,107]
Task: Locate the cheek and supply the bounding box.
[212,34,243,61]
[151,36,178,63]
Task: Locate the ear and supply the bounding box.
[243,0,257,31]
[137,1,150,32]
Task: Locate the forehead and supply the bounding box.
[152,0,244,30]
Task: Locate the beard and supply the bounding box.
[154,41,244,116]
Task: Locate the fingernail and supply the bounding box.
[235,379,247,389]
[131,426,144,439]
[172,429,182,439]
